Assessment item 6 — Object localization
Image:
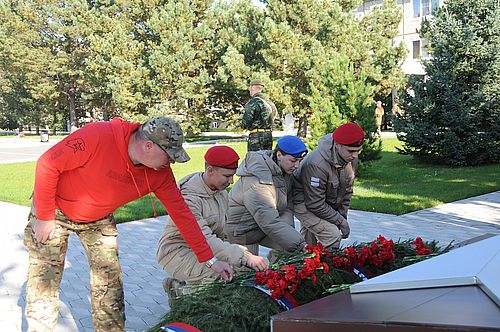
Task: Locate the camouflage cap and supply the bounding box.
[250,79,265,87]
[142,117,190,163]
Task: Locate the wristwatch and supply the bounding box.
[205,257,218,268]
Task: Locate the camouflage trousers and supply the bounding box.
[247,131,273,151]
[24,208,124,332]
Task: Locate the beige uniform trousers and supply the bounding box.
[294,202,342,249]
[226,216,296,263]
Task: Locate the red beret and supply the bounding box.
[333,122,365,147]
[204,145,240,169]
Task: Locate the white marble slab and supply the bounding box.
[350,235,500,307]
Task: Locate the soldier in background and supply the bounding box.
[24,116,233,332]
[375,100,385,137]
[157,145,268,303]
[392,97,403,117]
[242,79,277,151]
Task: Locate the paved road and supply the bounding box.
[0,138,60,164]
[1,191,499,331]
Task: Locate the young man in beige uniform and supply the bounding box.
[293,122,365,251]
[157,146,268,301]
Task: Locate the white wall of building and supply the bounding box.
[356,0,443,76]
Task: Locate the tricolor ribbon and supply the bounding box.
[242,280,299,310]
[161,322,202,332]
[353,265,369,281]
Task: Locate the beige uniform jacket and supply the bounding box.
[225,151,305,251]
[293,134,355,226]
[156,172,250,283]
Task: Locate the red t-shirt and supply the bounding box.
[34,118,213,262]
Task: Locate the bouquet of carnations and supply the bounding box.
[148,236,447,332]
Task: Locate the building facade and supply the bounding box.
[356,0,442,75]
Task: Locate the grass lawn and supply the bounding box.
[353,139,499,214]
[184,135,244,143]
[0,138,498,221]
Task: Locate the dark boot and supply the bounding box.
[325,244,340,255]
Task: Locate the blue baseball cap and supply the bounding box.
[276,135,308,158]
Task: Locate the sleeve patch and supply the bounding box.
[310,177,320,187]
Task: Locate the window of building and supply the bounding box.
[413,0,421,17]
[422,0,430,16]
[412,40,421,59]
[431,0,440,12]
[413,0,440,17]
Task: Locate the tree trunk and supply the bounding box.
[103,110,109,121]
[68,87,77,132]
[103,97,113,121]
[52,109,57,135]
[296,116,308,137]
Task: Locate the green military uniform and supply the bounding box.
[242,92,277,151]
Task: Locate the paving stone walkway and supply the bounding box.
[1,191,499,331]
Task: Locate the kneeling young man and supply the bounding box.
[225,136,308,258]
[293,122,365,251]
[157,146,268,300]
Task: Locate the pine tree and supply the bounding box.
[208,0,267,130]
[138,0,215,133]
[308,52,381,160]
[83,0,150,120]
[0,0,94,131]
[261,0,403,160]
[396,0,500,166]
[210,0,406,155]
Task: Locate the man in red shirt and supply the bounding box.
[24,116,233,332]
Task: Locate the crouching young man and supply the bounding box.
[157,146,268,302]
[225,136,308,259]
[293,122,365,251]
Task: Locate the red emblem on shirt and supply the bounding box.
[66,138,85,153]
